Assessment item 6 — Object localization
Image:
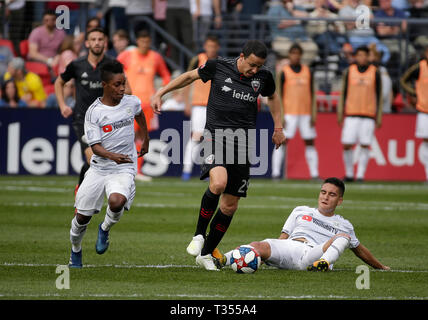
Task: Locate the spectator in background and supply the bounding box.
[368,43,392,113]
[107,29,133,58]
[57,35,78,75]
[267,0,318,65]
[75,17,103,57]
[117,30,171,181]
[46,79,75,109]
[5,0,26,56]
[28,10,66,69]
[165,0,195,66]
[191,0,216,49]
[374,0,415,64]
[236,0,268,18]
[0,43,15,78]
[307,0,346,56]
[338,42,355,71]
[4,57,47,108]
[408,0,428,50]
[339,0,391,65]
[0,79,28,108]
[126,0,154,39]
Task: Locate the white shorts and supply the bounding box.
[283,114,316,140]
[416,112,428,139]
[341,117,375,146]
[262,238,324,270]
[74,168,136,216]
[191,106,207,133]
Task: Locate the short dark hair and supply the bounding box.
[322,177,345,197]
[43,9,57,18]
[100,60,124,82]
[136,30,151,39]
[85,27,106,40]
[354,46,369,55]
[289,43,303,54]
[205,34,219,44]
[242,40,267,59]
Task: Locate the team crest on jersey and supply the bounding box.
[251,79,261,92]
[127,107,132,115]
[204,154,215,165]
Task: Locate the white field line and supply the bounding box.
[0,292,427,300]
[2,262,428,274]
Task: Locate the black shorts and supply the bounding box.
[72,120,89,155]
[200,160,250,198]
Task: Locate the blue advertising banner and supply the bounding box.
[0,109,275,177]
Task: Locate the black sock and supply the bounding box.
[201,209,233,256]
[194,188,220,237]
[78,163,90,186]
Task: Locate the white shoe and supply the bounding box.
[196,254,219,271]
[135,173,153,182]
[186,234,204,256]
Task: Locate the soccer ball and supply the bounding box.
[230,245,261,274]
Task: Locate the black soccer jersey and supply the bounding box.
[198,57,275,132]
[60,54,116,123]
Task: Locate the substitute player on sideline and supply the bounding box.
[68,60,149,268]
[55,27,125,192]
[271,44,319,180]
[400,46,428,183]
[216,177,390,271]
[181,35,220,181]
[151,40,286,271]
[337,46,382,182]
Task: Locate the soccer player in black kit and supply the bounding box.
[151,40,286,271]
[55,27,130,192]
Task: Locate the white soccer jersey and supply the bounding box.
[84,94,142,175]
[281,206,360,248]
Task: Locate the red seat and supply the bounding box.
[25,61,51,86]
[0,39,17,56]
[19,39,29,59]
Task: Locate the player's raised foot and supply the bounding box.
[307,259,330,272]
[135,173,153,182]
[186,234,204,256]
[196,254,219,271]
[181,172,191,181]
[69,249,82,268]
[95,223,110,254]
[212,248,227,269]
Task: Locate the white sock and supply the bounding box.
[271,145,285,178]
[305,145,319,178]
[183,139,199,174]
[101,206,124,232]
[418,142,428,181]
[356,147,370,179]
[70,217,89,253]
[320,236,350,264]
[343,149,354,178]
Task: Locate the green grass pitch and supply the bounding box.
[0,176,427,300]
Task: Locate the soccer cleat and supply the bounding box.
[307,259,330,272]
[196,254,219,271]
[343,176,354,183]
[95,223,110,254]
[69,249,82,268]
[181,172,191,181]
[212,248,227,269]
[135,173,153,182]
[186,234,204,256]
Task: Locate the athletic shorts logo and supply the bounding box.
[102,124,113,133]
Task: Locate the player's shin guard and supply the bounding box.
[195,188,220,236]
[70,216,89,253]
[320,236,350,265]
[101,206,124,232]
[201,209,232,256]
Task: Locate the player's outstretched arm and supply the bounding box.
[54,76,73,119]
[351,243,390,270]
[151,69,201,115]
[91,143,133,164]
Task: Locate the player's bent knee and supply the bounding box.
[210,180,227,194]
[108,193,127,212]
[249,241,270,260]
[76,213,91,225]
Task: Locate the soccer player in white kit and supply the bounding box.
[68,60,149,268]
[217,177,390,271]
